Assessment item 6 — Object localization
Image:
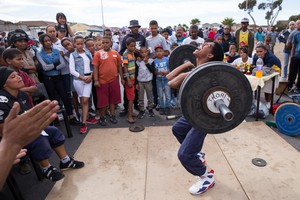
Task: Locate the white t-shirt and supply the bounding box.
[231,57,253,66]
[182,37,205,47]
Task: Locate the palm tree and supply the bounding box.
[221,18,236,26]
[190,18,201,25]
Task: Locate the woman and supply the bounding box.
[254,27,265,44]
[10,32,40,83]
[36,34,80,125]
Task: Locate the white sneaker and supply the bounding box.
[266,102,271,109]
[189,170,215,195]
[197,152,206,164]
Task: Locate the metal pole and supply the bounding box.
[101,0,104,26]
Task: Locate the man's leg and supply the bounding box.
[283,52,290,78]
[288,57,298,89]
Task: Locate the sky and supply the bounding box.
[0,0,298,28]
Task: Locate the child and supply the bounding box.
[225,43,240,63]
[2,48,37,107]
[231,46,253,71]
[95,40,103,51]
[122,37,137,123]
[69,35,98,134]
[153,44,171,115]
[92,36,122,126]
[264,36,272,52]
[135,46,156,118]
[214,33,223,45]
[55,12,74,37]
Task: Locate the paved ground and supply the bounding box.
[1,43,300,200]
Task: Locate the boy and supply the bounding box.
[92,36,122,126]
[153,44,171,115]
[0,67,84,182]
[122,37,137,123]
[167,41,224,195]
[135,47,156,118]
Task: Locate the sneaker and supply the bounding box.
[86,118,98,124]
[69,117,82,126]
[19,160,31,175]
[88,108,96,117]
[119,109,128,117]
[148,109,155,117]
[60,158,85,171]
[164,107,171,115]
[197,152,206,164]
[295,88,300,94]
[159,108,165,115]
[155,104,159,111]
[288,85,296,93]
[99,116,107,126]
[137,110,146,119]
[43,166,65,182]
[109,115,118,124]
[189,170,215,195]
[80,124,87,134]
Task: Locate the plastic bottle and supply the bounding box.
[255,57,264,78]
[166,115,180,120]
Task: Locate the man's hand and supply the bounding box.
[2,100,59,149]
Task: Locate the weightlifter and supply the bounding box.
[167,42,224,195]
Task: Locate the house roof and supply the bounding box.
[18,20,56,27]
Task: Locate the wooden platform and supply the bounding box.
[46,122,300,200]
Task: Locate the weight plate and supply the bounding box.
[169,44,197,71]
[179,62,253,134]
[252,158,267,167]
[275,103,300,136]
[129,124,145,132]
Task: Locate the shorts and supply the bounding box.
[125,79,135,101]
[25,126,65,161]
[96,77,121,108]
[73,79,92,97]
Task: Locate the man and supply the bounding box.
[169,26,186,46]
[288,19,300,93]
[267,26,278,54]
[182,25,205,47]
[252,43,281,108]
[235,18,254,57]
[119,20,146,116]
[166,41,224,195]
[221,25,236,52]
[278,21,296,79]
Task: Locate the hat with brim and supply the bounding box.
[11,33,29,43]
[128,20,141,28]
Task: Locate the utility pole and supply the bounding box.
[101,0,105,27]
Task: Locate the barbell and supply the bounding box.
[169,44,253,134]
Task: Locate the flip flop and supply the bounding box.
[127,119,136,124]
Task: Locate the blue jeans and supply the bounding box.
[172,117,207,176]
[156,77,171,108]
[283,52,290,78]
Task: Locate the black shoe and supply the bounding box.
[19,161,31,175]
[164,107,171,115]
[109,115,118,124]
[155,104,160,111]
[99,116,107,126]
[69,117,82,126]
[60,158,85,171]
[159,108,165,115]
[148,109,155,117]
[43,166,65,182]
[119,109,128,117]
[137,110,146,119]
[88,108,96,117]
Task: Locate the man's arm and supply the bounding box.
[166,61,194,81]
[0,100,59,189]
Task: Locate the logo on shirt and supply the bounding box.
[100,51,108,60]
[0,96,8,103]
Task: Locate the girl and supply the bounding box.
[231,46,253,71]
[69,35,98,134]
[225,43,240,63]
[55,12,74,37]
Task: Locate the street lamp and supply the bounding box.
[101,0,104,26]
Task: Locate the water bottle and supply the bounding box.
[255,56,263,78]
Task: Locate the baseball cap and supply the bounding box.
[241,18,249,23]
[154,44,163,51]
[10,33,29,43]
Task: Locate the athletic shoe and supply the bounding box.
[80,124,87,134]
[119,109,128,117]
[197,152,206,164]
[294,88,300,94]
[43,166,65,182]
[60,158,85,171]
[137,110,146,119]
[99,116,107,126]
[86,118,98,124]
[88,108,96,117]
[189,170,215,195]
[149,109,155,117]
[109,115,118,124]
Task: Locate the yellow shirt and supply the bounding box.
[239,30,249,48]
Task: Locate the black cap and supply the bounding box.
[10,33,29,43]
[0,67,15,89]
[128,20,141,28]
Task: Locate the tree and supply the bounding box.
[182,24,189,31]
[238,0,257,29]
[221,17,236,26]
[190,18,201,25]
[258,0,283,28]
[289,14,300,22]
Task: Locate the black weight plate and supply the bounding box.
[179,62,253,134]
[129,124,145,132]
[169,44,197,71]
[252,158,267,167]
